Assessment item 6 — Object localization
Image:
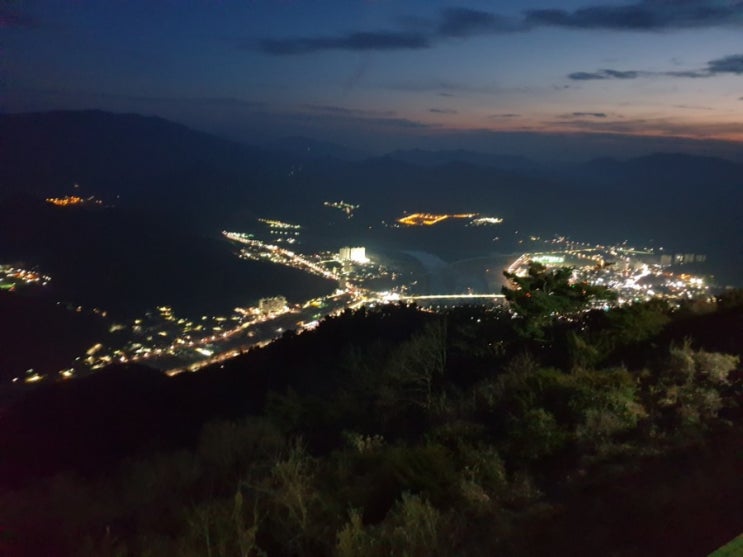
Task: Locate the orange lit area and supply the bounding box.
[46,195,103,207]
[397,212,477,226]
[46,195,84,206]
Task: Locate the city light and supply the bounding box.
[324,200,359,218]
[12,223,717,385]
[0,265,52,290]
[45,195,104,207]
[470,217,504,226]
[397,213,477,226]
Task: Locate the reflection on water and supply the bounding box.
[403,251,514,296]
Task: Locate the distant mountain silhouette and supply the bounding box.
[3,110,740,218]
[0,110,286,220]
[1,110,741,283]
[384,148,534,173]
[581,152,743,187]
[268,136,368,161]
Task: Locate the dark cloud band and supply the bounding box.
[571,112,608,118]
[256,1,743,56]
[569,54,743,81]
[436,8,524,37]
[525,1,743,31]
[568,69,641,80]
[257,31,430,55]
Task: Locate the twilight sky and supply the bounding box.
[3,0,743,158]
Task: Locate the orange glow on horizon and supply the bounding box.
[419,108,743,143]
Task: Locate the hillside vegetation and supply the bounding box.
[0,272,741,556]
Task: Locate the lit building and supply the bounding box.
[671,253,707,265]
[531,254,565,265]
[338,246,369,263]
[259,296,287,314]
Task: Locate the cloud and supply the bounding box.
[372,117,435,129]
[525,7,658,30]
[256,31,429,55]
[707,54,743,74]
[525,1,743,31]
[672,104,715,111]
[664,70,710,78]
[301,104,396,117]
[429,107,458,114]
[588,69,639,80]
[386,79,500,95]
[568,69,641,80]
[569,53,743,81]
[569,112,608,118]
[255,2,743,56]
[0,7,37,28]
[489,113,520,119]
[568,72,603,81]
[436,8,522,37]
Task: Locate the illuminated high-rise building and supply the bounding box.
[338,246,368,263]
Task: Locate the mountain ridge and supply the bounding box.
[1,110,740,284]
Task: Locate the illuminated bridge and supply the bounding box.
[398,293,506,302]
[396,294,505,306]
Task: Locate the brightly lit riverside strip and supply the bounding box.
[223,231,341,282]
[506,239,711,306]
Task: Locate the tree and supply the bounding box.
[716,288,743,311]
[645,341,739,435]
[384,320,448,413]
[502,262,615,339]
[334,493,442,557]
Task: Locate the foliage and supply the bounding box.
[383,319,448,412]
[716,288,743,311]
[0,302,741,556]
[335,493,442,557]
[502,262,616,339]
[643,340,739,436]
[569,300,671,367]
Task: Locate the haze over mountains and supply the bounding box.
[1,110,741,284]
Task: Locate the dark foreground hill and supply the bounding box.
[0,292,740,557]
